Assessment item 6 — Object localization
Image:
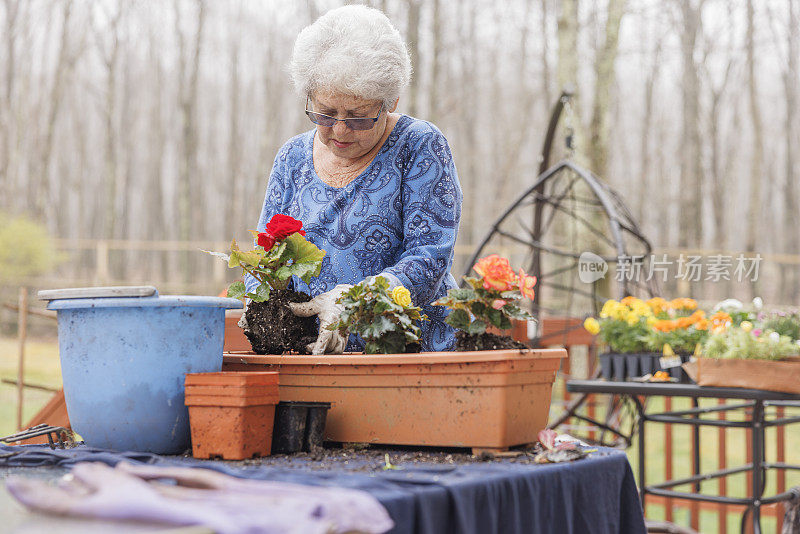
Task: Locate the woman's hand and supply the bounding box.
[288,284,353,354]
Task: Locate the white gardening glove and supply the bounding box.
[288,284,353,355]
[237,304,248,330]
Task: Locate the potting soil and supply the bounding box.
[243,289,317,354]
[453,331,528,351]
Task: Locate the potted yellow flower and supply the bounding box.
[584,296,656,380]
[584,297,705,380]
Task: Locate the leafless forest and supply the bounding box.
[0,0,798,308]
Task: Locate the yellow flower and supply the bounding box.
[391,286,412,307]
[646,316,657,327]
[626,313,639,326]
[740,321,753,333]
[631,302,651,317]
[601,300,618,318]
[584,317,601,335]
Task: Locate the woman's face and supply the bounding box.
[310,91,393,160]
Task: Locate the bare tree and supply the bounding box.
[784,0,800,301]
[677,0,703,250]
[744,0,764,297]
[636,12,664,229]
[32,0,74,222]
[428,0,442,124]
[540,0,552,107]
[767,0,800,301]
[405,0,421,117]
[225,32,242,240]
[588,0,626,178]
[0,0,20,196]
[92,2,124,239]
[174,0,206,279]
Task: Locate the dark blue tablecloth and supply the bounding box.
[0,443,646,534]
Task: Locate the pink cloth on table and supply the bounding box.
[6,461,394,534]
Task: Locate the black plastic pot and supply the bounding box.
[638,352,654,376]
[612,353,626,382]
[679,354,694,383]
[271,401,331,454]
[599,353,613,380]
[625,354,640,379]
[665,354,693,383]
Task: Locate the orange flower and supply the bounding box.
[669,298,698,311]
[652,319,677,332]
[690,310,706,320]
[710,311,732,330]
[621,296,637,306]
[517,268,537,300]
[473,254,517,291]
[676,316,693,329]
[647,297,668,314]
[695,318,709,331]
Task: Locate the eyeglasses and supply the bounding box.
[305,97,383,131]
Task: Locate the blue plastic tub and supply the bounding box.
[46,288,242,454]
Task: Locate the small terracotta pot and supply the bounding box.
[185,371,279,459]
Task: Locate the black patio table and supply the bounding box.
[566,379,800,534]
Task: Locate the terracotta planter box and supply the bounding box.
[222,349,566,452]
[185,372,279,459]
[683,357,800,394]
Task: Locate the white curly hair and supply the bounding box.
[290,5,412,110]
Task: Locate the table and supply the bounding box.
[566,380,800,534]
[1,442,646,534]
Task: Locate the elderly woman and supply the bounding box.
[245,5,461,354]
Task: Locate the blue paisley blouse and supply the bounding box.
[245,115,462,352]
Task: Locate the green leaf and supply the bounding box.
[372,276,390,290]
[487,307,504,328]
[226,281,246,299]
[379,332,407,354]
[363,315,395,339]
[466,319,487,335]
[464,276,483,290]
[448,288,477,301]
[372,299,393,314]
[282,233,326,266]
[470,301,488,319]
[275,261,321,282]
[265,240,288,262]
[364,340,383,354]
[228,239,264,269]
[497,314,512,330]
[431,296,452,307]
[403,328,420,343]
[253,284,270,302]
[503,304,534,321]
[448,309,471,330]
[228,240,242,268]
